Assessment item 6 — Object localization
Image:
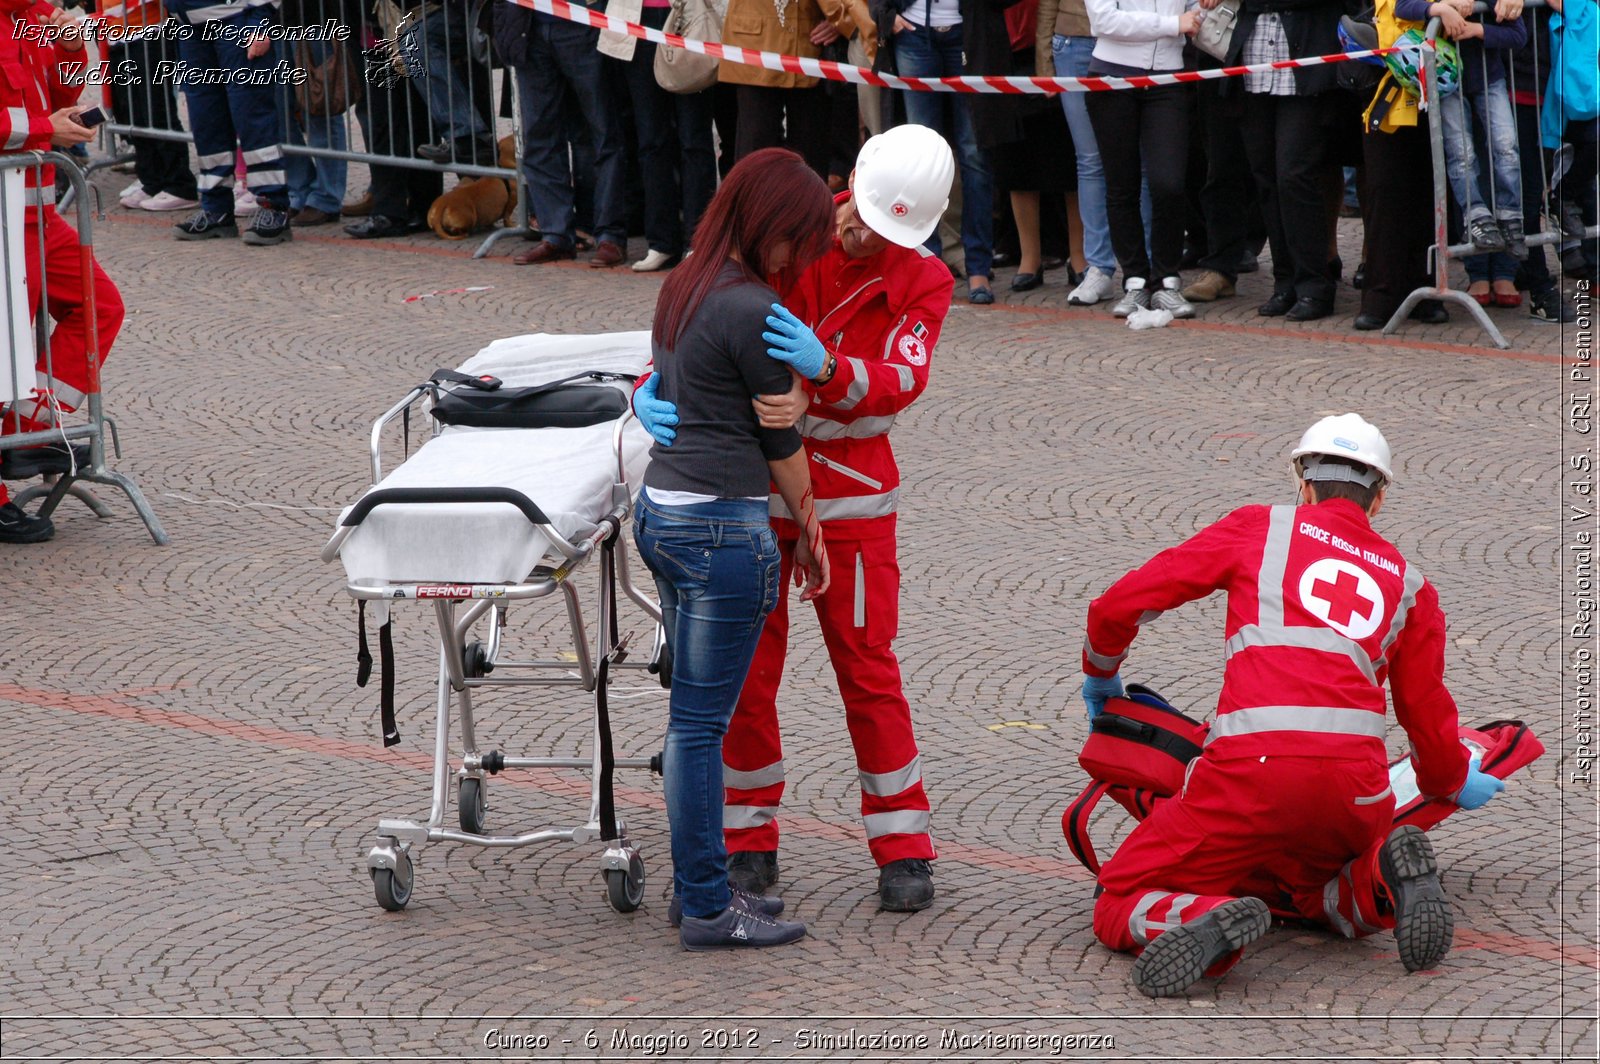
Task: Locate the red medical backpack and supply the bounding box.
[1063,684,1543,876]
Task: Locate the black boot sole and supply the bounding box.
[1379,825,1454,972]
[1132,897,1271,998]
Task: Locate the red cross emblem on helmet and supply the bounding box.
[891,202,909,217]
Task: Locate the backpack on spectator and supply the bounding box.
[294,39,363,117]
[654,0,724,93]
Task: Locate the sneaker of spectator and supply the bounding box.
[1530,286,1576,323]
[234,187,259,215]
[632,249,678,273]
[139,191,199,212]
[1466,216,1507,252]
[1068,265,1118,305]
[1112,278,1150,318]
[1151,277,1196,318]
[120,181,149,209]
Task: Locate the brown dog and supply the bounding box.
[426,135,519,240]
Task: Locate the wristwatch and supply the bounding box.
[813,352,837,386]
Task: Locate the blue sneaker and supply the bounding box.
[668,887,784,928]
[679,904,806,952]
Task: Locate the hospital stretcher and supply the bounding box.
[321,331,666,913]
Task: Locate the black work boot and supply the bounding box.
[1,441,88,479]
[877,857,934,912]
[726,849,778,894]
[1131,896,1271,998]
[0,501,54,543]
[1379,824,1454,972]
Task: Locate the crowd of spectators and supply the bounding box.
[90,0,1596,327]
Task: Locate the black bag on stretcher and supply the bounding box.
[1062,684,1545,878]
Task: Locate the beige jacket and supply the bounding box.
[1035,0,1091,76]
[718,0,859,87]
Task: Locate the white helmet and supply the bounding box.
[851,124,955,249]
[1291,413,1394,487]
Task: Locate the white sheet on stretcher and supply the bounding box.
[333,331,654,585]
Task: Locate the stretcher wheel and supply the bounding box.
[372,852,413,911]
[652,641,673,689]
[605,852,646,913]
[459,777,487,834]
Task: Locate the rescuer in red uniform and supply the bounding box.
[0,0,126,543]
[633,124,957,912]
[1079,414,1505,997]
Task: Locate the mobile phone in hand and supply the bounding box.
[76,106,104,127]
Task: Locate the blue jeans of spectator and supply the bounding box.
[619,7,716,257]
[1441,83,1520,223]
[402,7,490,142]
[892,22,993,281]
[634,494,780,919]
[282,42,349,215]
[1052,35,1114,273]
[1464,249,1518,283]
[514,16,628,247]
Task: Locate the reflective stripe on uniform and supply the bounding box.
[1375,562,1424,668]
[197,173,234,190]
[1128,890,1171,945]
[1322,875,1356,938]
[1255,505,1296,627]
[853,551,866,628]
[723,804,777,830]
[892,364,915,392]
[5,110,28,150]
[772,490,899,523]
[1206,705,1387,744]
[1224,624,1377,684]
[859,754,922,798]
[863,808,929,839]
[248,169,286,187]
[24,186,54,207]
[833,357,870,412]
[722,760,785,791]
[804,413,897,442]
[1083,636,1127,673]
[33,376,87,410]
[197,150,233,169]
[1140,892,1199,938]
[241,145,282,164]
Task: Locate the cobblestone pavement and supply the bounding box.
[0,175,1594,1062]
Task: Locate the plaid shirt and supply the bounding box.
[1243,13,1297,95]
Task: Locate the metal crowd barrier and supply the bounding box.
[0,152,169,545]
[1392,0,1597,347]
[95,2,528,258]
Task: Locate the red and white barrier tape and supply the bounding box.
[510,0,1397,93]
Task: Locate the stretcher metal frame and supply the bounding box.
[321,382,664,914]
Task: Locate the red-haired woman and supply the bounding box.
[634,148,834,951]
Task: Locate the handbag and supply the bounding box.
[653,0,723,94]
[428,369,639,429]
[293,39,362,117]
[1192,0,1240,62]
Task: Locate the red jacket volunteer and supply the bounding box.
[0,0,125,542]
[715,125,956,912]
[1080,415,1486,998]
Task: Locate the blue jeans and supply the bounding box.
[634,494,781,919]
[513,16,628,246]
[1441,83,1520,223]
[282,42,349,214]
[402,8,490,142]
[892,22,993,281]
[1052,35,1115,272]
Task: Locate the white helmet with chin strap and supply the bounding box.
[1291,413,1394,488]
[851,124,956,249]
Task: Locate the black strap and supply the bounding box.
[340,486,553,529]
[1090,712,1205,766]
[594,537,620,841]
[1063,781,1112,875]
[379,619,398,747]
[356,601,372,687]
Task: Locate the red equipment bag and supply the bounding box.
[1062,683,1543,877]
[1076,684,1209,794]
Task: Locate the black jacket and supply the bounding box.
[1226,0,1348,97]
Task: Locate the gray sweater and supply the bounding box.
[644,263,803,498]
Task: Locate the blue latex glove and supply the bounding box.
[763,303,829,380]
[1082,674,1125,721]
[1451,756,1505,810]
[631,373,678,447]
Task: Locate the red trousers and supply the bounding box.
[7,209,124,435]
[722,529,935,866]
[1094,753,1396,971]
